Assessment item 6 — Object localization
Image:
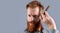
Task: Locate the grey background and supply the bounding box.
[0,0,60,33]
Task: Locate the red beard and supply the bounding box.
[27,20,44,33]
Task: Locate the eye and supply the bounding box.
[28,15,31,17]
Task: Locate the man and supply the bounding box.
[24,0,59,33]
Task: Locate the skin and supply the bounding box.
[39,11,57,30]
[27,7,43,32]
[26,6,57,32]
[27,7,39,22]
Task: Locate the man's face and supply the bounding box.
[27,7,40,22]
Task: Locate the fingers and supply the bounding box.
[40,12,44,20]
[39,12,46,22]
[40,11,50,22]
[39,11,50,22]
[44,11,50,17]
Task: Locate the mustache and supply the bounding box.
[28,15,40,22]
[27,19,40,23]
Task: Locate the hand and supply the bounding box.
[39,11,57,30]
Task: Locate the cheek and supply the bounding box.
[27,11,33,21]
[27,16,34,22]
[27,11,30,15]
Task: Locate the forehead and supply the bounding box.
[27,7,39,10]
[27,7,40,15]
